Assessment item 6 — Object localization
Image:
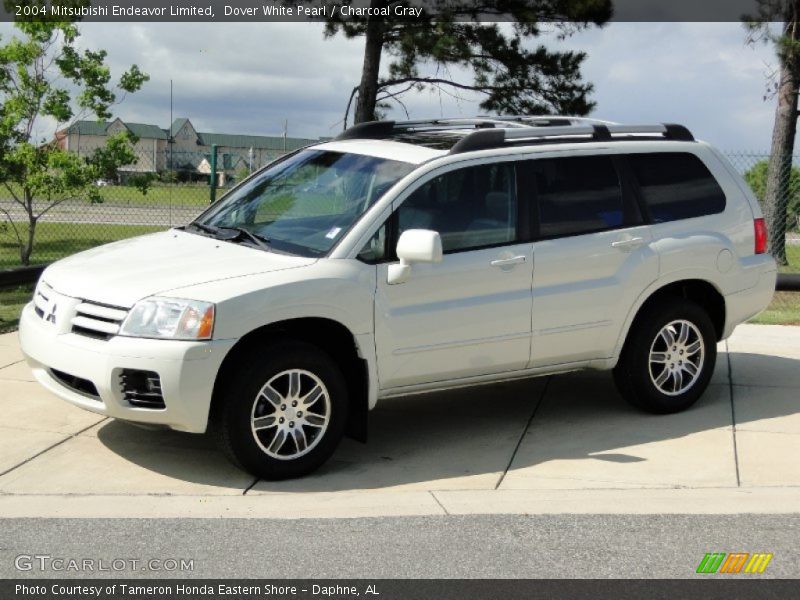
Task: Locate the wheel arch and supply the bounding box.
[211,317,370,442]
[614,278,726,363]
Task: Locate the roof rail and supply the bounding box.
[333,116,624,141]
[485,115,620,127]
[449,123,695,155]
[334,117,526,141]
[333,118,695,152]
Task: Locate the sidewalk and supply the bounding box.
[1,324,798,519]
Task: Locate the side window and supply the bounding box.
[526,156,625,238]
[396,162,517,253]
[627,153,726,222]
[357,221,389,263]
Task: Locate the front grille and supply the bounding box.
[33,281,53,321]
[120,369,165,409]
[70,300,128,341]
[50,369,100,399]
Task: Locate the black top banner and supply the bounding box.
[0,0,779,23]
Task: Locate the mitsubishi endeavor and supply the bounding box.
[19,117,777,479]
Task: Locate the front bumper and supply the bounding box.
[18,302,236,433]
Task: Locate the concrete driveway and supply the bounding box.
[1,324,799,519]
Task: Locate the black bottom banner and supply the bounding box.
[3,579,799,600]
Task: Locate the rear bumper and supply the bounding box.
[722,256,777,338]
[18,302,236,433]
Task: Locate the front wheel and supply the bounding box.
[613,298,717,414]
[212,341,349,479]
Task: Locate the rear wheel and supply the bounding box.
[212,340,348,479]
[613,298,717,414]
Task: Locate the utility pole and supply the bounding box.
[169,79,173,172]
[209,144,218,204]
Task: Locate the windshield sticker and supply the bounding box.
[325,227,343,239]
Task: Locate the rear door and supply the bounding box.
[524,154,659,366]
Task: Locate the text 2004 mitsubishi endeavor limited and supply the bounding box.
[20,117,777,479]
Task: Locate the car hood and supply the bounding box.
[42,230,317,307]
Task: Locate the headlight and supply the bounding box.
[120,297,215,340]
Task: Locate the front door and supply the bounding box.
[374,160,534,389]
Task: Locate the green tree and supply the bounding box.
[319,0,612,125]
[745,1,800,264]
[744,159,800,231]
[0,17,149,265]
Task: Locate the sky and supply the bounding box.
[0,21,784,151]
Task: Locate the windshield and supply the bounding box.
[194,150,415,256]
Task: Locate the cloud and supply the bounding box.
[550,23,779,150]
[0,21,783,150]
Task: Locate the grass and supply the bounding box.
[1,184,221,208]
[779,244,800,273]
[0,284,33,334]
[749,244,800,325]
[97,184,218,207]
[751,292,800,325]
[1,222,163,269]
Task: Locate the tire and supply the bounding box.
[613,297,717,414]
[212,340,349,479]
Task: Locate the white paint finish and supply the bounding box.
[42,230,317,307]
[18,133,778,438]
[531,225,658,365]
[19,303,235,433]
[375,243,534,388]
[168,258,377,339]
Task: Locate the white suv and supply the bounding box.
[19,117,777,479]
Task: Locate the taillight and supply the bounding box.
[754,218,768,255]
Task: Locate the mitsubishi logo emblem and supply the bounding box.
[44,301,57,324]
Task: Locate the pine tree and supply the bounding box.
[322,0,612,125]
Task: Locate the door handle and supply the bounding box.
[611,237,645,251]
[490,255,527,268]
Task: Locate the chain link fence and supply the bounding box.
[0,148,288,269]
[1,149,799,324]
[725,151,800,324]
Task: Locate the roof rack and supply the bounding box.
[333,118,695,154]
[333,118,521,141]
[483,115,620,127]
[450,123,695,154]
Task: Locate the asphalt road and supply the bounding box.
[2,515,798,579]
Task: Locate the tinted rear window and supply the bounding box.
[627,153,726,223]
[526,156,625,238]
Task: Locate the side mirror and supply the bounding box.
[387,229,443,285]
